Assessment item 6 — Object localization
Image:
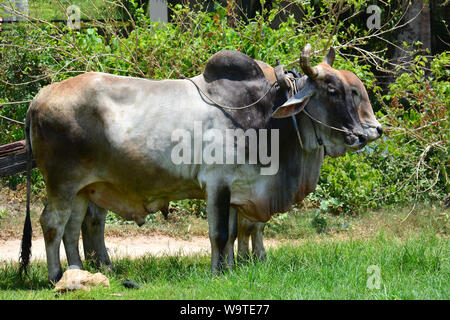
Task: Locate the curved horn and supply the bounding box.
[323,47,335,67]
[274,65,289,91]
[300,43,319,80]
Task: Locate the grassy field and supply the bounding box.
[0,203,448,300]
[0,233,448,299]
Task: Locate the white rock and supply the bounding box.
[54,269,109,292]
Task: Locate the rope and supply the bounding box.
[302,108,353,135]
[360,122,379,129]
[284,74,354,137]
[0,100,32,107]
[284,75,297,96]
[183,77,277,111]
[284,75,304,149]
[0,101,31,125]
[0,114,25,125]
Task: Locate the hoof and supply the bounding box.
[69,265,82,270]
[49,269,63,284]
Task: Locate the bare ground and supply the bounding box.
[0,235,210,262]
[0,235,285,263]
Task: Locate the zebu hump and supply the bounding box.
[203,50,266,82]
[192,50,274,129]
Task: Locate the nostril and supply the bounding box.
[344,134,357,145]
[376,126,383,136]
[357,133,367,144]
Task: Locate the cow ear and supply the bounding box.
[272,86,314,118]
[323,47,335,67]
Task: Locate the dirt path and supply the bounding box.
[0,235,283,263]
[0,235,210,262]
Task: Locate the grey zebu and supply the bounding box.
[79,57,382,265]
[236,59,383,261]
[21,45,370,282]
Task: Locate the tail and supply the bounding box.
[19,111,33,277]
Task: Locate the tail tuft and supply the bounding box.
[19,111,33,278]
[19,210,32,277]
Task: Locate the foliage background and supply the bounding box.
[0,0,448,221]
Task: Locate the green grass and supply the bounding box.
[0,203,448,299]
[0,232,448,300]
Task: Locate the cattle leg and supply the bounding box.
[40,197,76,282]
[81,202,112,269]
[237,214,251,261]
[224,207,238,268]
[62,196,89,269]
[250,221,266,261]
[206,184,231,274]
[160,203,169,220]
[237,215,266,262]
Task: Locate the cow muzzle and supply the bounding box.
[362,123,383,142]
[362,122,383,142]
[344,131,368,149]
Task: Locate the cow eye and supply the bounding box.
[327,84,337,94]
[352,87,361,106]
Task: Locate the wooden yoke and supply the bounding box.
[0,140,36,177]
